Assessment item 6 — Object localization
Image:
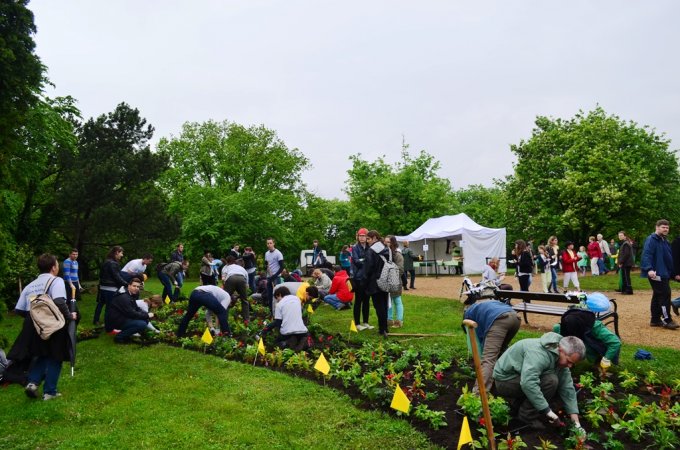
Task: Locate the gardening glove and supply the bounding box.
[573,421,586,435]
[600,357,611,370]
[546,410,559,423]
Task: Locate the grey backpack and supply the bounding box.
[377,249,401,293]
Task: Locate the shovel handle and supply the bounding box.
[462,319,478,328]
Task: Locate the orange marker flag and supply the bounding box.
[390,384,411,413]
[314,352,330,375]
[457,416,472,450]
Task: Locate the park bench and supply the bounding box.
[493,290,620,337]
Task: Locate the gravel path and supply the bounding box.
[407,274,680,350]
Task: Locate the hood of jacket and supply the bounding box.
[539,331,562,357]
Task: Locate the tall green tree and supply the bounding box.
[48,103,178,278]
[345,149,458,236]
[453,184,507,229]
[502,107,680,244]
[157,120,313,260]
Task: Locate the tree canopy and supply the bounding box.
[345,149,458,236]
[502,107,680,244]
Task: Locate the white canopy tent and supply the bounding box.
[396,213,507,274]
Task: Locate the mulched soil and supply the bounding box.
[409,273,680,350]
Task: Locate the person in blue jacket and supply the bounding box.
[463,300,521,393]
[640,219,679,329]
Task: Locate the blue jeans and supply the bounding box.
[323,294,346,310]
[177,290,230,337]
[158,272,179,302]
[247,271,256,293]
[116,319,148,342]
[28,356,62,396]
[387,295,404,321]
[597,257,608,274]
[549,266,558,292]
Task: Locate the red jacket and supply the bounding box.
[328,270,353,302]
[561,249,581,273]
[587,241,602,259]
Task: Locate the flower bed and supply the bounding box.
[125,300,680,449]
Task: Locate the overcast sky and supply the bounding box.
[30,1,680,199]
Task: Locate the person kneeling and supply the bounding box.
[261,287,308,351]
[177,285,232,338]
[493,332,586,433]
[323,265,353,310]
[109,278,153,344]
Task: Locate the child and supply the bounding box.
[536,245,551,293]
[136,295,163,333]
[577,245,588,276]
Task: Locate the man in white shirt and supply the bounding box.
[121,253,153,283]
[260,287,308,351]
[221,256,251,323]
[264,238,284,312]
[176,285,232,337]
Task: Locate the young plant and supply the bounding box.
[456,385,482,420]
[533,437,558,450]
[600,432,624,450]
[498,433,527,450]
[413,404,447,430]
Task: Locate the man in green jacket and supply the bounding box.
[493,332,586,432]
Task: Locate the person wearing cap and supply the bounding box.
[561,241,581,292]
[350,228,374,331]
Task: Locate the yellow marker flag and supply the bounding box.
[164,295,171,305]
[257,337,265,356]
[201,328,214,345]
[314,352,330,375]
[390,384,411,413]
[307,304,314,314]
[457,416,472,450]
[350,320,358,333]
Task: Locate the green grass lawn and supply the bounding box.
[2,276,679,449]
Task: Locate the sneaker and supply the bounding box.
[25,383,39,399]
[355,324,368,331]
[393,320,402,328]
[43,392,62,401]
[387,320,394,327]
[663,321,680,330]
[132,333,141,338]
[363,323,375,330]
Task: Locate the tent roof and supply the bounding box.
[396,213,503,241]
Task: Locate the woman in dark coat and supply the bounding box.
[617,231,634,295]
[363,230,390,337]
[514,239,534,292]
[94,246,127,329]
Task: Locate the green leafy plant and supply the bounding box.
[533,437,558,450]
[498,432,527,450]
[651,426,680,450]
[456,385,482,419]
[600,432,624,450]
[413,404,447,430]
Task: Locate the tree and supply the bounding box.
[345,149,458,236]
[502,107,680,245]
[47,103,178,278]
[0,0,45,302]
[157,120,313,260]
[453,184,507,229]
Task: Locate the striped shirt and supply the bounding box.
[63,258,79,283]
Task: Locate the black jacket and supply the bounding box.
[364,241,389,295]
[109,290,149,329]
[100,259,127,288]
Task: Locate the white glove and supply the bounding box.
[574,421,586,435]
[600,357,611,369]
[546,410,559,423]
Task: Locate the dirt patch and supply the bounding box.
[407,274,680,351]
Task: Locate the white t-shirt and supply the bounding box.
[122,258,147,274]
[195,285,231,325]
[136,300,149,312]
[221,264,249,282]
[275,294,307,335]
[265,249,284,277]
[15,273,67,312]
